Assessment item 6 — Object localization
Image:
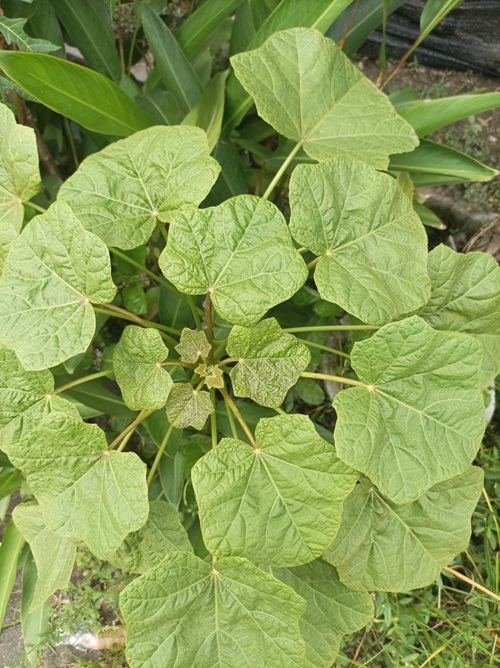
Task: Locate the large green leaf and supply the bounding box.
[325,468,483,592]
[160,195,307,326]
[0,201,116,370]
[108,500,191,574]
[0,102,40,232]
[113,326,173,411]
[120,551,306,668]
[13,502,76,611]
[269,560,373,668]
[333,316,485,504]
[289,157,430,325]
[192,415,357,566]
[58,126,220,249]
[166,383,214,430]
[231,28,417,168]
[0,52,154,137]
[9,414,149,559]
[0,16,58,53]
[227,317,311,407]
[418,245,500,387]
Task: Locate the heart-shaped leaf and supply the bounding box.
[166,383,214,430]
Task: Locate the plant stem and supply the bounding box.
[214,321,232,330]
[64,117,79,168]
[226,401,239,439]
[204,293,215,360]
[95,304,179,345]
[220,386,256,447]
[210,388,218,448]
[284,325,379,333]
[24,200,47,214]
[188,296,202,329]
[307,257,320,270]
[442,566,500,603]
[262,142,302,201]
[54,369,114,394]
[116,428,135,453]
[108,409,154,450]
[213,338,228,361]
[218,358,237,368]
[296,338,350,359]
[301,371,365,388]
[146,423,175,485]
[127,24,140,72]
[157,219,169,243]
[273,406,287,416]
[161,361,196,369]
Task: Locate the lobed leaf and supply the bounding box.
[9,413,149,559]
[227,317,311,407]
[231,28,417,168]
[175,327,211,363]
[120,551,306,668]
[0,201,116,370]
[192,415,357,566]
[58,126,220,249]
[113,326,173,411]
[324,468,483,591]
[166,383,214,430]
[289,157,430,325]
[334,316,485,504]
[160,195,307,326]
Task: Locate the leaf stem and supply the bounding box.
[214,321,232,330]
[157,219,169,243]
[301,371,365,388]
[146,423,175,485]
[296,338,350,359]
[307,257,320,270]
[24,200,46,214]
[284,325,379,333]
[116,427,135,453]
[210,388,218,448]
[108,409,154,450]
[54,369,114,394]
[220,386,256,447]
[273,406,287,416]
[262,142,303,201]
[218,358,237,368]
[204,293,215,359]
[213,338,228,361]
[160,360,196,369]
[442,566,500,604]
[95,304,179,345]
[188,296,203,329]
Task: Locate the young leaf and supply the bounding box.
[192,415,357,566]
[108,500,191,574]
[0,201,116,370]
[324,468,483,592]
[418,245,500,388]
[160,195,307,326]
[334,316,485,504]
[166,383,214,430]
[0,16,58,53]
[120,551,306,668]
[9,414,149,560]
[231,28,417,168]
[194,363,224,389]
[13,502,76,611]
[0,103,40,232]
[289,157,430,325]
[175,328,211,363]
[58,126,220,249]
[227,317,311,407]
[113,326,173,411]
[269,560,373,668]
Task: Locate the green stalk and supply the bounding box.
[210,388,218,448]
[108,409,154,450]
[261,142,302,201]
[54,369,114,394]
[301,371,365,388]
[24,201,46,214]
[94,305,179,346]
[284,325,379,333]
[220,387,256,447]
[147,423,175,485]
[296,338,350,359]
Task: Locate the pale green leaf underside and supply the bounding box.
[192,415,357,566]
[0,201,116,370]
[270,560,373,668]
[108,500,191,574]
[0,102,40,231]
[160,195,307,326]
[231,28,418,169]
[9,414,149,559]
[175,327,211,363]
[0,16,59,53]
[419,244,500,387]
[114,326,172,410]
[325,468,483,592]
[120,552,306,668]
[227,318,311,407]
[166,383,214,430]
[58,126,220,249]
[289,158,430,325]
[13,502,76,611]
[334,316,485,504]
[0,222,18,277]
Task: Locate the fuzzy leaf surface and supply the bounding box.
[270,560,373,668]
[58,126,220,249]
[324,468,483,591]
[166,383,214,430]
[419,244,500,387]
[192,415,357,566]
[0,103,40,231]
[13,502,76,611]
[227,318,311,407]
[231,28,417,168]
[9,414,149,559]
[160,195,307,326]
[175,328,211,363]
[289,158,430,324]
[120,551,306,668]
[108,500,191,574]
[114,326,172,410]
[0,201,116,370]
[334,316,485,503]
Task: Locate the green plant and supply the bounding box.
[0,2,499,667]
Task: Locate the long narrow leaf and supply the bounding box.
[0,520,25,631]
[183,71,228,151]
[21,554,51,668]
[176,0,245,58]
[0,52,154,136]
[420,0,464,34]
